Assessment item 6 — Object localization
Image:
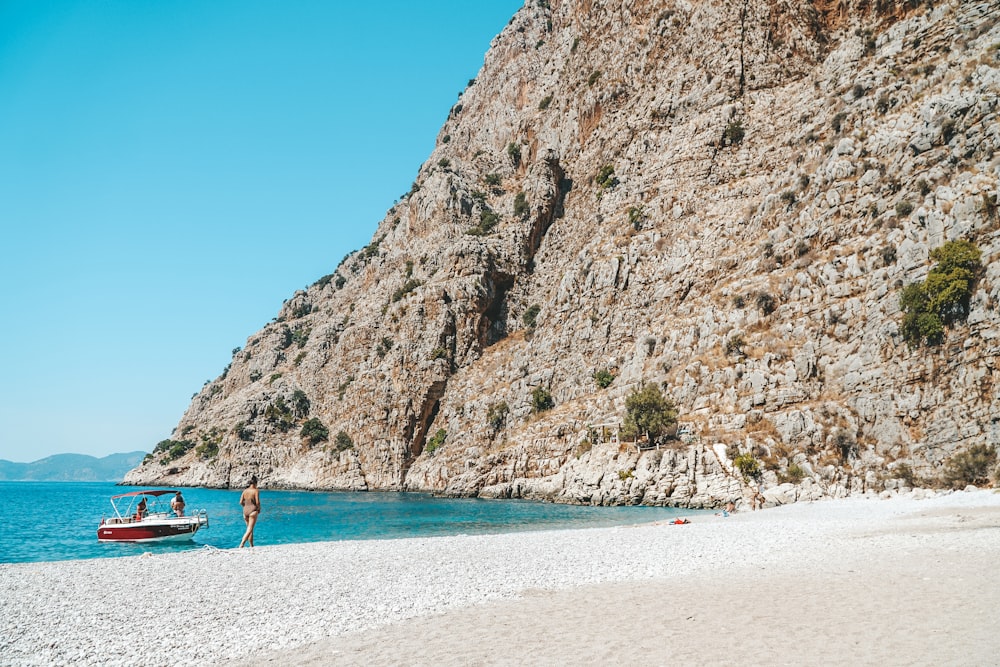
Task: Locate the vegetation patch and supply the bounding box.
[522,304,541,330]
[621,383,678,447]
[900,239,982,346]
[942,444,996,488]
[333,431,354,452]
[487,401,509,431]
[733,452,762,482]
[392,279,424,302]
[593,368,615,389]
[153,439,195,465]
[531,386,554,413]
[425,428,447,455]
[300,418,329,446]
[595,165,618,190]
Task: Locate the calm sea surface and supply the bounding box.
[0,481,694,564]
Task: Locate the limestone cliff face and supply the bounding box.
[125,0,1000,508]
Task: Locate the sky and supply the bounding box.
[0,0,524,462]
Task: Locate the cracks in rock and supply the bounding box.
[481,272,515,347]
[402,379,448,484]
[738,0,749,98]
[524,155,570,274]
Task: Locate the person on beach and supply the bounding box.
[171,491,185,517]
[239,475,261,548]
[135,497,147,521]
[715,501,736,517]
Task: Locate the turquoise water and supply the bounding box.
[0,481,693,564]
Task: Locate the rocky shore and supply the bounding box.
[2,489,998,666]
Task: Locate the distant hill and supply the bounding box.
[0,452,147,482]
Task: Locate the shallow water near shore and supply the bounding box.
[0,481,695,563]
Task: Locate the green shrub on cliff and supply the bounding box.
[621,383,677,446]
[523,304,541,330]
[593,368,615,389]
[425,428,447,455]
[531,386,554,413]
[900,239,982,346]
[153,438,195,465]
[300,418,329,446]
[733,453,762,482]
[487,401,509,430]
[941,444,996,488]
[333,431,354,452]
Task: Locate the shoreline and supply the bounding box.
[2,489,999,666]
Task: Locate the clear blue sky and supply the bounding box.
[0,0,523,462]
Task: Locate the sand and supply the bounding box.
[2,490,999,666]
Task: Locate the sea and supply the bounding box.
[0,481,695,564]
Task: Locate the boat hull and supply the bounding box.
[97,518,202,543]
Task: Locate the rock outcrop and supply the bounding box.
[125,0,1000,508]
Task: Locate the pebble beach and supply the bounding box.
[3,489,999,666]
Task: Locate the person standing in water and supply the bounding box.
[239,475,261,548]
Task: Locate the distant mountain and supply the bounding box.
[0,452,147,482]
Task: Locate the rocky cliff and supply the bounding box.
[124,0,1000,508]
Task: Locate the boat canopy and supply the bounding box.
[111,489,179,499]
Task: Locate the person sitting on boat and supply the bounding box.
[135,497,148,521]
[171,491,185,517]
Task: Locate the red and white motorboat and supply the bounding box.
[97,489,208,543]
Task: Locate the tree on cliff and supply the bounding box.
[621,383,678,446]
[900,239,982,346]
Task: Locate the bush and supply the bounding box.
[264,398,295,432]
[733,453,762,482]
[487,401,509,430]
[195,441,219,460]
[595,165,618,189]
[291,389,310,418]
[880,245,897,265]
[392,279,424,302]
[300,418,329,446]
[153,439,195,465]
[832,429,857,463]
[942,445,996,488]
[587,70,602,86]
[900,240,982,346]
[724,335,745,356]
[507,142,522,166]
[621,383,678,446]
[437,158,451,169]
[531,386,554,413]
[755,292,777,315]
[522,304,541,330]
[781,462,806,483]
[514,192,529,218]
[724,120,745,145]
[593,369,615,389]
[627,205,646,230]
[484,173,502,187]
[467,209,500,236]
[538,94,553,110]
[233,422,254,441]
[941,118,957,144]
[425,428,447,455]
[334,431,354,452]
[895,200,914,217]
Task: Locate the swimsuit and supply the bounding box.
[242,494,259,519]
